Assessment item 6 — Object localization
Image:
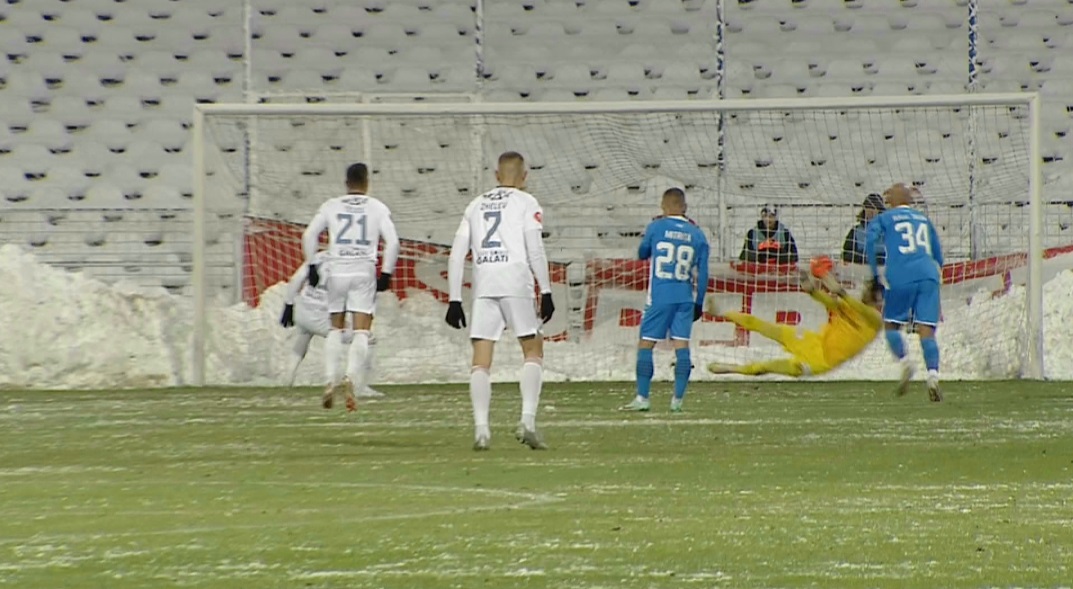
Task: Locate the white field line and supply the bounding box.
[20,415,1073,431]
[0,481,563,546]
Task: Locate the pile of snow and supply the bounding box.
[1,243,1071,389]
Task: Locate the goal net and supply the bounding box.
[193,96,1045,386]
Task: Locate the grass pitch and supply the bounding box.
[1,381,1072,588]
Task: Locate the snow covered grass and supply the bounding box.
[1,381,1072,588]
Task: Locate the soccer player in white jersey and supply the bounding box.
[279,251,384,399]
[445,151,555,451]
[301,163,399,411]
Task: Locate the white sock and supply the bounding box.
[470,367,492,439]
[285,353,302,388]
[927,369,939,382]
[520,360,543,431]
[363,339,376,390]
[287,331,313,387]
[346,330,370,391]
[324,329,344,386]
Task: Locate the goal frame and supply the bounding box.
[191,93,1044,385]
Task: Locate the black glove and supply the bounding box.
[280,303,294,328]
[693,304,703,322]
[377,272,392,292]
[445,301,466,329]
[307,264,320,287]
[539,292,555,323]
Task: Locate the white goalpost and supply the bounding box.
[191,93,1044,387]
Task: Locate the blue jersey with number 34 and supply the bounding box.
[866,206,943,286]
[639,216,710,306]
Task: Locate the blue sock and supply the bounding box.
[636,348,654,399]
[673,348,691,400]
[884,329,906,360]
[920,337,940,372]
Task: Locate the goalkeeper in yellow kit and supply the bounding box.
[707,268,883,377]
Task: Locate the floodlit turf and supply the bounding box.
[1,381,1072,588]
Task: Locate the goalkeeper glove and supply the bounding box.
[280,304,294,328]
[693,303,703,322]
[377,272,392,292]
[307,264,320,287]
[445,301,466,329]
[540,292,555,323]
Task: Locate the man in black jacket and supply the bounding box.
[739,206,799,264]
[841,193,886,264]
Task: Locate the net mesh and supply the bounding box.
[201,102,1044,383]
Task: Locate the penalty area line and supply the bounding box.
[0,481,564,547]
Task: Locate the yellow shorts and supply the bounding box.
[776,327,831,375]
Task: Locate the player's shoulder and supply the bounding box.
[316,195,343,210]
[514,188,539,204]
[462,194,485,215]
[687,220,708,241]
[364,195,392,212]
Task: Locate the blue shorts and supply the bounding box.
[640,302,695,342]
[883,280,941,327]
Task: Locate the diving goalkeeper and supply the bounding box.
[707,265,882,377]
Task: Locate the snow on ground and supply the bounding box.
[1,243,1071,389]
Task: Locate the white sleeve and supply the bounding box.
[379,207,401,274]
[284,264,307,304]
[302,209,328,264]
[525,228,552,294]
[448,217,470,302]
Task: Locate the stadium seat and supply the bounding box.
[103,164,147,196]
[140,184,184,209]
[0,27,28,57]
[355,22,409,49]
[156,163,193,196]
[9,143,52,180]
[23,119,73,153]
[310,23,357,51]
[0,98,34,133]
[545,63,591,92]
[44,165,91,197]
[0,167,30,204]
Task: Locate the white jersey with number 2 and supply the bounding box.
[302,194,399,276]
[454,187,545,299]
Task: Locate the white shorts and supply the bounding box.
[470,297,541,342]
[294,303,331,338]
[327,273,376,314]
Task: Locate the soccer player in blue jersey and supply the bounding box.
[866,183,944,402]
[622,188,710,413]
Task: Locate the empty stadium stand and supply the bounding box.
[1,0,1072,295]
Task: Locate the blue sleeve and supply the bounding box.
[928,221,944,268]
[638,222,653,260]
[694,234,710,307]
[865,217,883,278]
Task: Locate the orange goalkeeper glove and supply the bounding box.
[810,255,834,278]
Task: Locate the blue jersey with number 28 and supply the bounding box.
[866,206,943,286]
[639,216,710,306]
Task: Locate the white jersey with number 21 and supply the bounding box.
[457,187,543,299]
[303,194,398,276]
